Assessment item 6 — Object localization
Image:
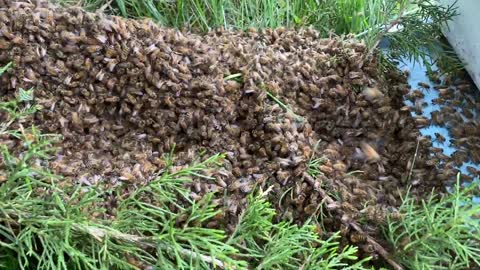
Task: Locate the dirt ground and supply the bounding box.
[2,0,478,262]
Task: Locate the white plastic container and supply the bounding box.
[441,0,480,88]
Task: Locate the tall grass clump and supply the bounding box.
[384,175,480,270]
[56,0,461,72]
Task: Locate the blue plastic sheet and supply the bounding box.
[399,59,480,202]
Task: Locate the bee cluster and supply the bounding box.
[0,1,314,221]
[206,29,447,223]
[0,0,462,253]
[412,74,480,182]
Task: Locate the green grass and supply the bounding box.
[384,175,480,270]
[264,90,304,123]
[307,140,327,179]
[56,0,461,71]
[64,0,393,33]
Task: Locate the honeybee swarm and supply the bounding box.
[0,0,458,251]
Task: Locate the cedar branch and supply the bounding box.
[302,173,405,270]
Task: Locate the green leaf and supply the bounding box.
[0,62,12,76]
[293,15,302,25]
[115,0,127,17]
[17,88,34,102]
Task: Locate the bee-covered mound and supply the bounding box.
[0,0,449,256]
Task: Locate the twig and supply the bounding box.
[97,0,113,13]
[348,222,404,270]
[365,4,414,54]
[407,138,420,183]
[369,18,402,51]
[78,224,229,269]
[302,173,405,270]
[355,7,420,39]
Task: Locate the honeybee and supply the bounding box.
[435,152,449,162]
[352,188,369,197]
[456,84,471,91]
[360,244,376,258]
[430,111,444,126]
[313,222,323,235]
[409,89,425,99]
[449,126,464,138]
[377,106,391,114]
[119,167,136,182]
[414,116,430,128]
[413,100,423,115]
[431,96,446,105]
[340,223,350,236]
[333,161,347,172]
[399,105,410,112]
[471,151,480,164]
[189,192,202,201]
[360,142,380,162]
[276,170,291,185]
[461,107,474,119]
[85,45,102,54]
[452,150,468,166]
[319,165,333,174]
[323,147,340,160]
[436,88,451,98]
[418,82,430,89]
[334,84,348,97]
[95,69,105,81]
[303,204,318,215]
[60,30,80,44]
[339,188,353,202]
[325,201,340,211]
[361,205,386,224]
[434,132,445,143]
[362,86,383,101]
[466,166,479,176]
[350,232,367,243]
[427,71,440,83]
[70,111,83,128]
